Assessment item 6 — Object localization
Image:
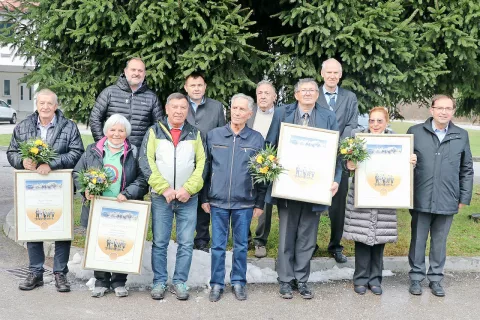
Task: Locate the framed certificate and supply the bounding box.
[354,134,414,208]
[83,197,151,274]
[15,169,74,242]
[272,123,339,205]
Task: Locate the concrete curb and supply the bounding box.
[4,208,480,273]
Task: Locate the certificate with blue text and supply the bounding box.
[354,134,413,208]
[272,123,339,205]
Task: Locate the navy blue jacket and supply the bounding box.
[201,124,266,210]
[264,102,342,212]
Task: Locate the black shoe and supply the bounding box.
[409,280,422,295]
[331,252,348,263]
[354,285,367,295]
[429,281,445,297]
[54,273,71,292]
[279,282,293,299]
[368,285,382,295]
[289,279,298,291]
[195,243,210,253]
[232,284,247,301]
[19,272,44,291]
[209,285,224,302]
[297,282,314,299]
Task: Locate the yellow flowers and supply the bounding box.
[259,166,269,174]
[92,178,97,184]
[340,148,347,155]
[34,139,43,146]
[256,155,264,164]
[30,147,39,155]
[267,155,275,161]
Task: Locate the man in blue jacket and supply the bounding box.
[201,94,266,302]
[265,79,342,299]
[407,95,473,297]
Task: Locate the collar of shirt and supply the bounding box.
[322,85,338,97]
[257,105,275,115]
[37,114,56,129]
[167,120,184,131]
[432,121,448,134]
[188,96,205,112]
[298,107,314,118]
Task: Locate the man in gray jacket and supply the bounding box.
[316,58,359,263]
[89,57,163,148]
[184,72,226,252]
[407,95,473,297]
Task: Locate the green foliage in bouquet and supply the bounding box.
[248,144,285,184]
[339,137,370,177]
[77,167,114,203]
[18,138,57,164]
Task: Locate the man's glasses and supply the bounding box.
[298,89,318,95]
[432,107,455,112]
[369,119,384,124]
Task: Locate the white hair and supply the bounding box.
[294,78,319,92]
[231,93,255,110]
[256,80,276,95]
[103,114,132,137]
[35,89,58,105]
[321,58,343,73]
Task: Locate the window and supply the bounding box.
[0,101,8,108]
[3,80,10,96]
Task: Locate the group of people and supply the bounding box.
[7,57,473,302]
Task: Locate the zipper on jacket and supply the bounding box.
[210,172,214,192]
[173,145,177,190]
[250,177,253,198]
[129,92,134,121]
[228,136,237,208]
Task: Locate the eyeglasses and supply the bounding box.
[297,89,318,95]
[369,119,384,124]
[432,107,455,112]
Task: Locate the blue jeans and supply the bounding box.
[210,206,253,288]
[27,241,71,275]
[151,193,198,285]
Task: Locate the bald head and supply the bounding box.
[320,58,342,92]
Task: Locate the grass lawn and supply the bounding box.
[71,185,480,258]
[390,121,480,156]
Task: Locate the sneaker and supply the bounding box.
[54,273,71,292]
[151,283,167,300]
[254,245,267,258]
[279,282,293,299]
[409,280,422,295]
[429,281,445,297]
[297,282,314,299]
[170,283,189,300]
[114,286,128,297]
[91,286,109,298]
[18,272,44,291]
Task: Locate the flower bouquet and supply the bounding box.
[18,138,57,165]
[339,137,370,177]
[248,144,285,184]
[77,168,114,204]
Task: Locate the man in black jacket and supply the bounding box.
[7,89,84,293]
[407,95,473,297]
[89,57,163,148]
[183,72,226,252]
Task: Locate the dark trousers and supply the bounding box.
[194,202,210,246]
[248,203,273,246]
[27,241,71,275]
[327,170,349,253]
[277,200,319,283]
[94,271,127,289]
[353,242,385,286]
[408,210,454,282]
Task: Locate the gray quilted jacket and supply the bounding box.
[342,127,398,245]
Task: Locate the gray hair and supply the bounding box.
[166,92,188,105]
[231,93,254,111]
[321,58,343,73]
[125,57,145,68]
[103,114,132,137]
[35,89,58,105]
[256,80,276,95]
[294,78,319,92]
